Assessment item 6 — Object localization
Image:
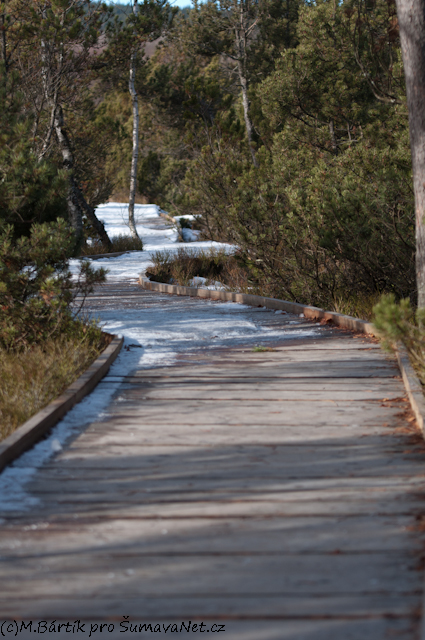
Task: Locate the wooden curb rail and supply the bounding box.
[80,250,138,260]
[139,276,376,335]
[0,334,123,474]
[396,347,425,434]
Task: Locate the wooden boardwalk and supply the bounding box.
[1,285,425,638]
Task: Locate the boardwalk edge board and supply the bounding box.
[139,275,376,334]
[79,250,138,260]
[396,347,425,434]
[0,334,124,474]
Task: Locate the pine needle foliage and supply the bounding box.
[373,294,425,384]
[0,220,107,351]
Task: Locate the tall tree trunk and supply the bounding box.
[395,0,425,306]
[329,118,338,154]
[128,0,141,240]
[54,105,111,250]
[235,15,258,169]
[54,105,83,247]
[1,5,8,76]
[237,60,259,168]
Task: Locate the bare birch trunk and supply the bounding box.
[128,0,141,240]
[395,0,425,306]
[238,60,259,168]
[329,118,338,154]
[235,8,258,169]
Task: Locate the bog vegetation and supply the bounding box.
[1,0,414,299]
[0,0,424,434]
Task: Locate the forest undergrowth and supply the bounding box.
[0,222,108,440]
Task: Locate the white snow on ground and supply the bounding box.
[69,203,232,281]
[0,203,318,513]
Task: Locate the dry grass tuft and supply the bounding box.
[331,293,382,322]
[0,332,109,441]
[81,235,143,256]
[146,248,254,292]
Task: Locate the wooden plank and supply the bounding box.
[18,496,425,518]
[45,455,424,478]
[0,553,421,596]
[67,425,402,446]
[95,384,405,402]
[101,377,404,391]
[80,400,404,426]
[29,478,425,500]
[0,515,418,554]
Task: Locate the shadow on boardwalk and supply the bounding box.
[0,288,424,639]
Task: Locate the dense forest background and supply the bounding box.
[0,0,415,310]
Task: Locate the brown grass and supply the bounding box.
[330,293,382,322]
[146,248,255,292]
[81,234,143,256]
[108,191,147,204]
[0,332,109,442]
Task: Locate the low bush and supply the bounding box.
[0,220,110,440]
[373,294,425,383]
[146,247,379,320]
[0,220,107,351]
[331,293,382,323]
[146,247,254,291]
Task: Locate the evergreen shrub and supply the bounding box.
[374,295,425,384]
[0,220,107,351]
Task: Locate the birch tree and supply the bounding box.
[38,0,111,249]
[104,0,169,238]
[179,0,260,166]
[395,0,425,306]
[178,0,298,167]
[128,0,140,239]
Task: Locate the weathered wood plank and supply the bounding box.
[66,425,404,447]
[0,284,423,636]
[0,553,420,597]
[73,400,404,426]
[0,515,419,554]
[96,385,404,402]
[18,496,424,518]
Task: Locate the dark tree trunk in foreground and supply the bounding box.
[54,105,111,250]
[396,0,425,306]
